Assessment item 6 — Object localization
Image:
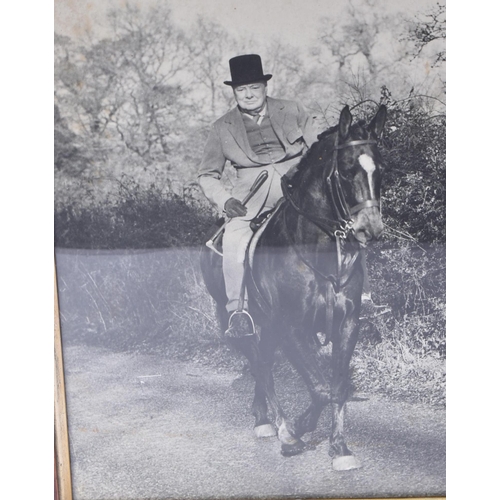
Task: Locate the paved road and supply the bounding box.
[62,344,445,500]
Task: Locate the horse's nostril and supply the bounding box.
[373,224,384,240]
[355,229,371,244]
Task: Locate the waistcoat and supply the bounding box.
[243,114,285,164]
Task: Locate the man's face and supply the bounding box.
[233,82,267,113]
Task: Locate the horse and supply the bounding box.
[200,104,387,470]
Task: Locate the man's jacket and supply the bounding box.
[198,97,318,215]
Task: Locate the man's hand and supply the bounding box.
[224,197,247,218]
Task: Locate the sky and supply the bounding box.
[54,0,440,47]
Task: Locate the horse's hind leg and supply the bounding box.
[229,330,278,438]
[251,324,306,448]
[233,325,309,457]
[253,330,283,437]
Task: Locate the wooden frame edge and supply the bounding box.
[54,267,73,500]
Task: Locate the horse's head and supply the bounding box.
[330,105,387,245]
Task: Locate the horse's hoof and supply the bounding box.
[281,439,306,457]
[331,455,362,471]
[254,424,276,438]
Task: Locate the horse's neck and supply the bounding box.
[286,163,333,240]
[283,140,358,256]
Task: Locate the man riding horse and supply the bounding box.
[198,54,319,337]
[198,54,383,338]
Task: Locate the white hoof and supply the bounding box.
[254,424,276,438]
[331,455,362,471]
[278,423,298,444]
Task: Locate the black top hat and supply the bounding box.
[224,54,272,86]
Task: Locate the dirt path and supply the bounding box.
[62,344,445,500]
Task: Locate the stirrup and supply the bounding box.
[225,310,257,339]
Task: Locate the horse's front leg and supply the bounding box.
[329,297,362,470]
[282,328,331,441]
[244,323,310,455]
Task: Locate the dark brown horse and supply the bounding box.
[200,105,387,470]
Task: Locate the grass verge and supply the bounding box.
[56,243,445,408]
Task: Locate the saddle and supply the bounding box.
[247,198,285,266]
[207,198,284,258]
[249,208,275,232]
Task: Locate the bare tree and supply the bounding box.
[312,0,446,117]
[318,0,401,78]
[103,3,192,163]
[55,3,192,166]
[407,2,446,67]
[184,18,238,120]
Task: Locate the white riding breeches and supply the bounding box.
[222,158,301,312]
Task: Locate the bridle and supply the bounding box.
[281,134,380,242]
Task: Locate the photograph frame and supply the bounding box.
[54,0,446,498]
[55,268,73,500]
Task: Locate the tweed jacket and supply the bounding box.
[198,97,318,213]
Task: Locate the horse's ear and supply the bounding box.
[339,105,352,140]
[369,105,387,138]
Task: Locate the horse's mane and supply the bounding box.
[317,124,338,142]
[288,118,370,185]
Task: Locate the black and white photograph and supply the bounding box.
[54,0,446,498]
